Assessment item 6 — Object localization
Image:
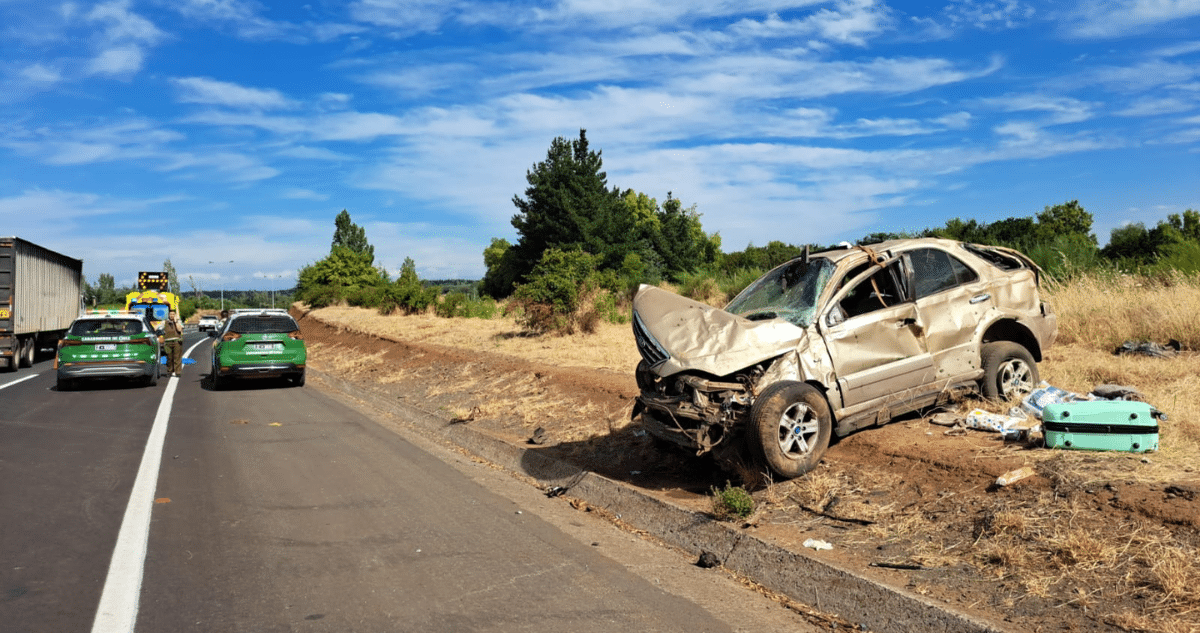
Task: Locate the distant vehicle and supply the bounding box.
[210,309,305,389]
[56,310,161,391]
[0,237,83,372]
[124,271,179,333]
[197,315,221,332]
[631,238,1058,480]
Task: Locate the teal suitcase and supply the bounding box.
[1043,401,1159,452]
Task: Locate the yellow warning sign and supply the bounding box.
[0,309,9,319]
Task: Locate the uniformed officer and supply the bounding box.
[164,309,184,377]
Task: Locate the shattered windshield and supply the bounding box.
[725,257,836,327]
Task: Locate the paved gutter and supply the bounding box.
[315,368,1015,633]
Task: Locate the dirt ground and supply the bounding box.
[297,307,1200,633]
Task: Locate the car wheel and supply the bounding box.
[748,381,832,480]
[981,341,1038,401]
[293,371,305,387]
[146,364,158,387]
[57,376,73,391]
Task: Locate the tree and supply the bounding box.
[649,193,720,282]
[508,129,624,287]
[480,238,522,299]
[1036,200,1095,244]
[1165,209,1200,242]
[162,258,180,296]
[331,209,374,264]
[97,273,119,305]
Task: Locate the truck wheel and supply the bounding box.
[2,355,14,372]
[18,338,34,368]
[748,382,832,480]
[981,342,1038,401]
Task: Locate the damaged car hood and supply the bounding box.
[633,285,807,378]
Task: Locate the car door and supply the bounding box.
[903,247,989,381]
[818,257,936,410]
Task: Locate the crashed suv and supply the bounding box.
[631,238,1057,479]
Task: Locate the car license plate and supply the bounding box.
[95,344,117,351]
[249,343,279,351]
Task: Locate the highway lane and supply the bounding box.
[3,330,821,633]
[1,338,178,633]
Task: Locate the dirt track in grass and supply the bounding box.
[297,305,1200,633]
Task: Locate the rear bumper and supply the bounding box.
[217,362,304,379]
[58,360,155,380]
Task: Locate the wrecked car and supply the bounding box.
[631,238,1057,479]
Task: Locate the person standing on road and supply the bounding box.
[164,309,184,377]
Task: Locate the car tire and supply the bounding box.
[146,364,158,387]
[293,371,305,387]
[980,341,1038,401]
[57,376,73,391]
[748,381,832,480]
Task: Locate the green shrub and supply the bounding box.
[347,284,387,308]
[710,482,755,521]
[511,249,600,334]
[436,291,469,318]
[300,284,345,309]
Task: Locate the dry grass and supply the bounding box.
[1045,271,1200,351]
[309,305,641,374]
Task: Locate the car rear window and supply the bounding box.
[69,319,146,336]
[229,315,298,334]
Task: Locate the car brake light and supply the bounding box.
[222,332,242,342]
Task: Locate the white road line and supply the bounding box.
[90,338,209,633]
[0,373,39,390]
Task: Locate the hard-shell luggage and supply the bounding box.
[1043,400,1159,452]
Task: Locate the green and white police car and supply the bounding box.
[210,309,306,389]
[56,310,162,391]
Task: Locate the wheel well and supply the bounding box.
[982,319,1041,362]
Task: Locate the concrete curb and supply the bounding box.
[316,369,1012,633]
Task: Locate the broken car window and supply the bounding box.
[725,257,836,328]
[838,262,905,319]
[908,248,979,299]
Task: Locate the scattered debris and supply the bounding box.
[1114,339,1181,358]
[545,486,567,498]
[696,551,722,568]
[527,426,547,444]
[803,538,833,551]
[1090,384,1146,401]
[995,466,1037,487]
[870,561,925,571]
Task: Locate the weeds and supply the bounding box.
[710,482,755,521]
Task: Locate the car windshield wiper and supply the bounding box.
[743,311,779,321]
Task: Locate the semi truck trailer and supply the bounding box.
[0,237,84,371]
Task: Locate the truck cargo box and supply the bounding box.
[0,237,84,370]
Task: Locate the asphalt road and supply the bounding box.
[1,331,821,633]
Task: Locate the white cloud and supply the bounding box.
[1116,97,1196,117]
[86,45,144,76]
[730,0,892,46]
[281,188,329,200]
[20,63,62,83]
[171,77,297,109]
[977,94,1096,124]
[1063,0,1200,38]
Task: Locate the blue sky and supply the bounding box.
[2,0,1198,291]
